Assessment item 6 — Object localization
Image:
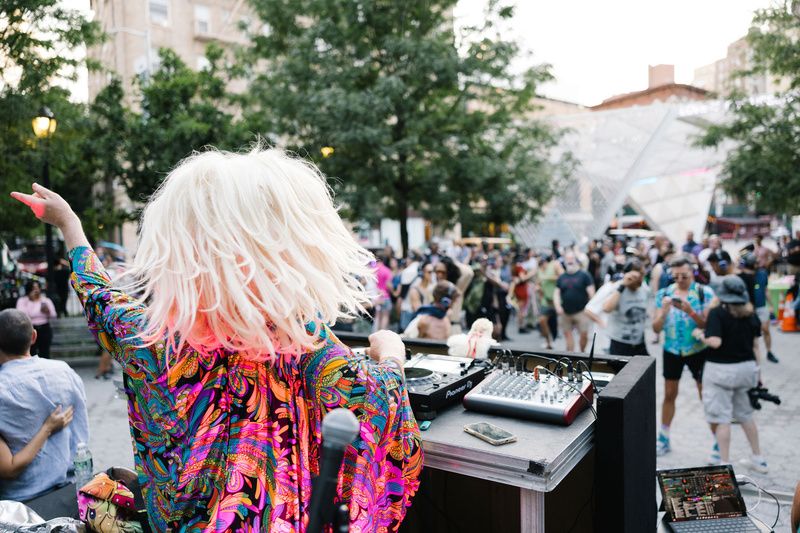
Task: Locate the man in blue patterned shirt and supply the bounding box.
[0,309,89,501]
[653,257,716,458]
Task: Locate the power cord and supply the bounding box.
[566,484,595,532]
[519,352,600,397]
[736,474,780,530]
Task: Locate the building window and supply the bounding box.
[149,0,169,26]
[195,5,210,34]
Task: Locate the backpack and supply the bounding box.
[658,266,673,290]
[697,283,706,306]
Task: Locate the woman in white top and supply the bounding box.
[408,264,435,312]
[15,280,56,358]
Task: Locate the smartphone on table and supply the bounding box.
[464,422,517,446]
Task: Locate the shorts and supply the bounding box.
[560,311,588,333]
[662,350,705,381]
[702,360,758,424]
[755,306,769,325]
[609,339,648,357]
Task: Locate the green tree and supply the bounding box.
[697,2,800,214]
[123,46,247,203]
[0,0,103,239]
[76,79,130,241]
[242,0,570,253]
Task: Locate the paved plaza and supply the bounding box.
[76,317,798,529]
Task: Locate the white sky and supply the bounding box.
[455,0,776,106]
[63,0,774,106]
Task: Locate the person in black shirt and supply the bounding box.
[553,252,595,351]
[696,275,767,473]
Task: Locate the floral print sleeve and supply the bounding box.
[302,330,423,532]
[68,245,422,532]
[68,246,162,375]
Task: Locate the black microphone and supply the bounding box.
[307,408,360,533]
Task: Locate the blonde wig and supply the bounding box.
[124,146,374,362]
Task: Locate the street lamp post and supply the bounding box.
[32,106,57,297]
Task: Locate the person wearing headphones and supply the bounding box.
[402,281,459,340]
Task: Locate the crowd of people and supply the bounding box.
[367,232,785,344]
[1,148,796,528]
[367,228,792,473]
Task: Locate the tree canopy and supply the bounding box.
[242,0,570,252]
[697,2,800,215]
[0,0,104,240]
[123,46,247,204]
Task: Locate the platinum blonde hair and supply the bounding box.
[124,146,374,362]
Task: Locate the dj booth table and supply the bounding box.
[336,332,657,533]
[414,399,595,532]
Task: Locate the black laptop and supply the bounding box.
[657,465,762,532]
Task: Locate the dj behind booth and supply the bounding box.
[334,332,657,533]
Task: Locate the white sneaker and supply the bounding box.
[707,442,721,465]
[739,456,768,474]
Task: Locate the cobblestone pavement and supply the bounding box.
[78,318,797,529]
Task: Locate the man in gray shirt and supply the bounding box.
[603,258,651,356]
[0,309,89,501]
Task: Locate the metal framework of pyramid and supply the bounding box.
[514,100,730,248]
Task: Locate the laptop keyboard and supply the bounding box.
[670,517,761,532]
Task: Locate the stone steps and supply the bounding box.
[50,316,100,367]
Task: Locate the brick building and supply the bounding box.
[87,0,255,102]
[590,64,709,111]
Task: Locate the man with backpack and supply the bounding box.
[653,257,716,458]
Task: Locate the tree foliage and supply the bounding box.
[123,46,247,203]
[697,2,800,214]
[0,1,103,240]
[243,0,570,252]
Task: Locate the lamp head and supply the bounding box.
[32,107,56,139]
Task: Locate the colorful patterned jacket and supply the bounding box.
[69,246,422,532]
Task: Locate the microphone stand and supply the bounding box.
[307,408,359,533]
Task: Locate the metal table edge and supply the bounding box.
[421,420,595,492]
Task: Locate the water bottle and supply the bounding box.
[73,442,94,494]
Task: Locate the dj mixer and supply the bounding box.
[463,364,594,425]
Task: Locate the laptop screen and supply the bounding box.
[658,465,747,522]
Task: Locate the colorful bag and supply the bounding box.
[77,472,144,533]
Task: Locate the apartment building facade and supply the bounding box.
[693,36,789,97]
[87,0,255,101]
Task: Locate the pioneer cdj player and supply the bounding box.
[403,354,488,421]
